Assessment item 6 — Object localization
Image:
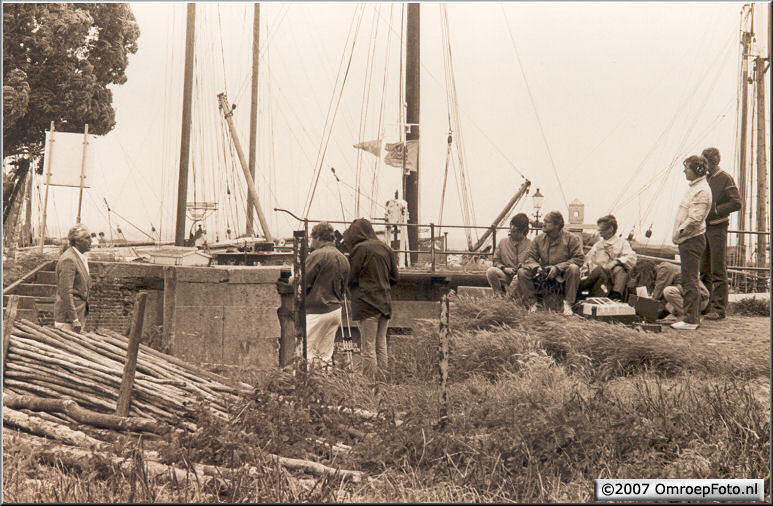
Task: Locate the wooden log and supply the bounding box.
[3,378,118,413]
[13,325,216,413]
[3,295,20,373]
[7,347,223,422]
[15,322,125,372]
[98,328,252,391]
[3,406,112,450]
[5,361,119,400]
[3,392,165,434]
[97,328,233,400]
[116,292,148,416]
[5,428,325,490]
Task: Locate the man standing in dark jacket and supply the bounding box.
[699,147,741,320]
[343,218,399,380]
[302,222,350,369]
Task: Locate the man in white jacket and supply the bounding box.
[579,215,637,300]
[670,155,712,330]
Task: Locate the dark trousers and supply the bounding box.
[679,234,706,324]
[579,265,629,296]
[700,223,729,316]
[579,266,610,297]
[517,264,581,305]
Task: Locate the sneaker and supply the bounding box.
[703,312,725,320]
[658,314,678,323]
[528,303,538,313]
[671,321,699,330]
[562,301,574,316]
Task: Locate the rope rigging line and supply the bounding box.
[501,5,568,210]
[608,29,737,214]
[366,5,527,180]
[354,6,380,217]
[440,4,477,248]
[233,3,291,107]
[369,3,395,218]
[302,4,366,219]
[438,127,452,228]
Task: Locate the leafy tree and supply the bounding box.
[2,3,140,158]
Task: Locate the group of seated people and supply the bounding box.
[486,210,703,322]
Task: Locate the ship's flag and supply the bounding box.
[353,139,382,157]
[383,140,418,172]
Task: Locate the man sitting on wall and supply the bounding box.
[578,214,637,300]
[516,210,583,316]
[652,261,709,322]
[485,213,532,297]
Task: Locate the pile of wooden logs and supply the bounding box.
[3,318,250,428]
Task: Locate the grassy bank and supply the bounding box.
[3,296,769,502]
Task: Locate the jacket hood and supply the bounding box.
[343,218,377,249]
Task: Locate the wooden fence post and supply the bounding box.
[162,266,177,355]
[115,292,148,417]
[437,291,450,429]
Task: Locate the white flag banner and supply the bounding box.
[43,130,99,187]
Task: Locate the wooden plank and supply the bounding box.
[3,295,20,373]
[115,292,147,417]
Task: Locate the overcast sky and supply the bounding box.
[37,1,770,249]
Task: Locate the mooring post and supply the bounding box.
[276,271,296,367]
[437,290,450,429]
[116,292,148,417]
[293,227,308,369]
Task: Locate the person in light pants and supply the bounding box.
[343,218,399,381]
[299,222,350,370]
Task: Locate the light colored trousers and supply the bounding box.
[357,314,389,380]
[486,266,515,295]
[306,308,342,368]
[663,283,709,319]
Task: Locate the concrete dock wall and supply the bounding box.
[88,262,282,370]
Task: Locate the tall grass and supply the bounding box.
[4,295,769,502]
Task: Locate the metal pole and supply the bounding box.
[217,92,273,242]
[247,3,260,236]
[39,122,55,252]
[430,222,435,272]
[174,3,195,246]
[76,124,89,224]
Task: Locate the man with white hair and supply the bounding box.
[54,224,92,333]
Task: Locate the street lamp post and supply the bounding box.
[532,187,544,230]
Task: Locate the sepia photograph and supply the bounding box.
[2,1,770,502]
